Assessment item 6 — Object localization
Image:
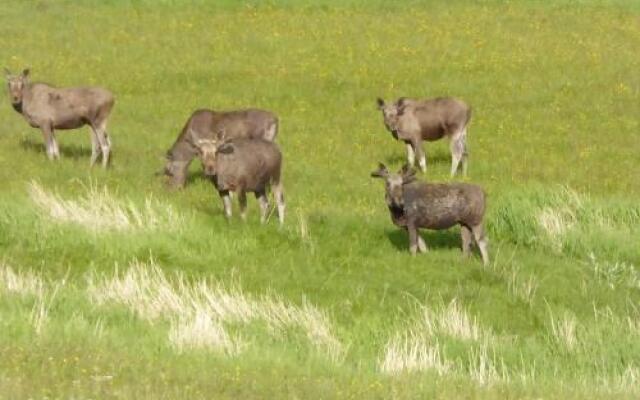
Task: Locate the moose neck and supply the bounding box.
[169,139,197,162]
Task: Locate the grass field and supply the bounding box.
[0,0,639,398]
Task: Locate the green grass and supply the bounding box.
[0,0,639,398]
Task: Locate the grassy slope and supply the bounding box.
[0,1,639,398]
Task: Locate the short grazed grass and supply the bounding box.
[0,0,638,398]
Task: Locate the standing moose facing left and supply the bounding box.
[5,68,115,168]
[371,163,489,265]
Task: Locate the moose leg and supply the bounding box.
[238,190,248,221]
[172,160,191,188]
[450,127,469,177]
[273,181,285,225]
[405,142,415,167]
[460,127,469,176]
[407,222,420,256]
[40,124,56,160]
[472,224,489,266]
[94,120,111,168]
[403,226,426,252]
[219,190,232,220]
[450,135,464,177]
[256,191,270,224]
[417,234,428,253]
[50,131,60,159]
[461,225,473,258]
[413,140,426,172]
[89,126,101,167]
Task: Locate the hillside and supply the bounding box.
[0,1,639,398]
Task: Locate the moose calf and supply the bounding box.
[164,108,278,188]
[196,134,285,225]
[371,163,489,265]
[377,97,471,176]
[5,68,115,167]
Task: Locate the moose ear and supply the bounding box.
[402,174,417,184]
[396,98,408,116]
[217,143,234,154]
[400,164,417,183]
[371,162,389,178]
[22,68,30,78]
[376,97,385,109]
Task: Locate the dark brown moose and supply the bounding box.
[5,68,115,168]
[371,163,489,265]
[377,97,471,176]
[164,108,278,187]
[196,134,285,225]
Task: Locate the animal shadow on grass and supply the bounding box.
[386,228,461,252]
[20,137,92,160]
[184,171,211,187]
[384,151,450,167]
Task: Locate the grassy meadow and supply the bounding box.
[0,0,639,398]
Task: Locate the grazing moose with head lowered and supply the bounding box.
[5,68,115,168]
[163,108,278,188]
[377,97,471,176]
[371,163,489,265]
[196,132,285,225]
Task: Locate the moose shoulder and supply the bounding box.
[5,68,115,168]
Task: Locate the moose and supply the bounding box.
[196,133,285,225]
[371,163,489,265]
[163,108,278,188]
[377,97,472,176]
[5,68,115,168]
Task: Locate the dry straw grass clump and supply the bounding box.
[30,284,61,336]
[379,299,494,376]
[87,259,344,361]
[0,263,64,335]
[535,187,582,252]
[494,185,640,257]
[379,333,451,376]
[0,263,44,297]
[548,311,579,352]
[168,310,245,356]
[537,206,576,245]
[420,299,491,341]
[487,250,539,306]
[588,253,640,290]
[467,342,506,386]
[610,365,640,394]
[29,181,184,232]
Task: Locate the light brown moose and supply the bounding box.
[377,97,471,176]
[164,108,278,187]
[5,68,115,168]
[196,132,285,225]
